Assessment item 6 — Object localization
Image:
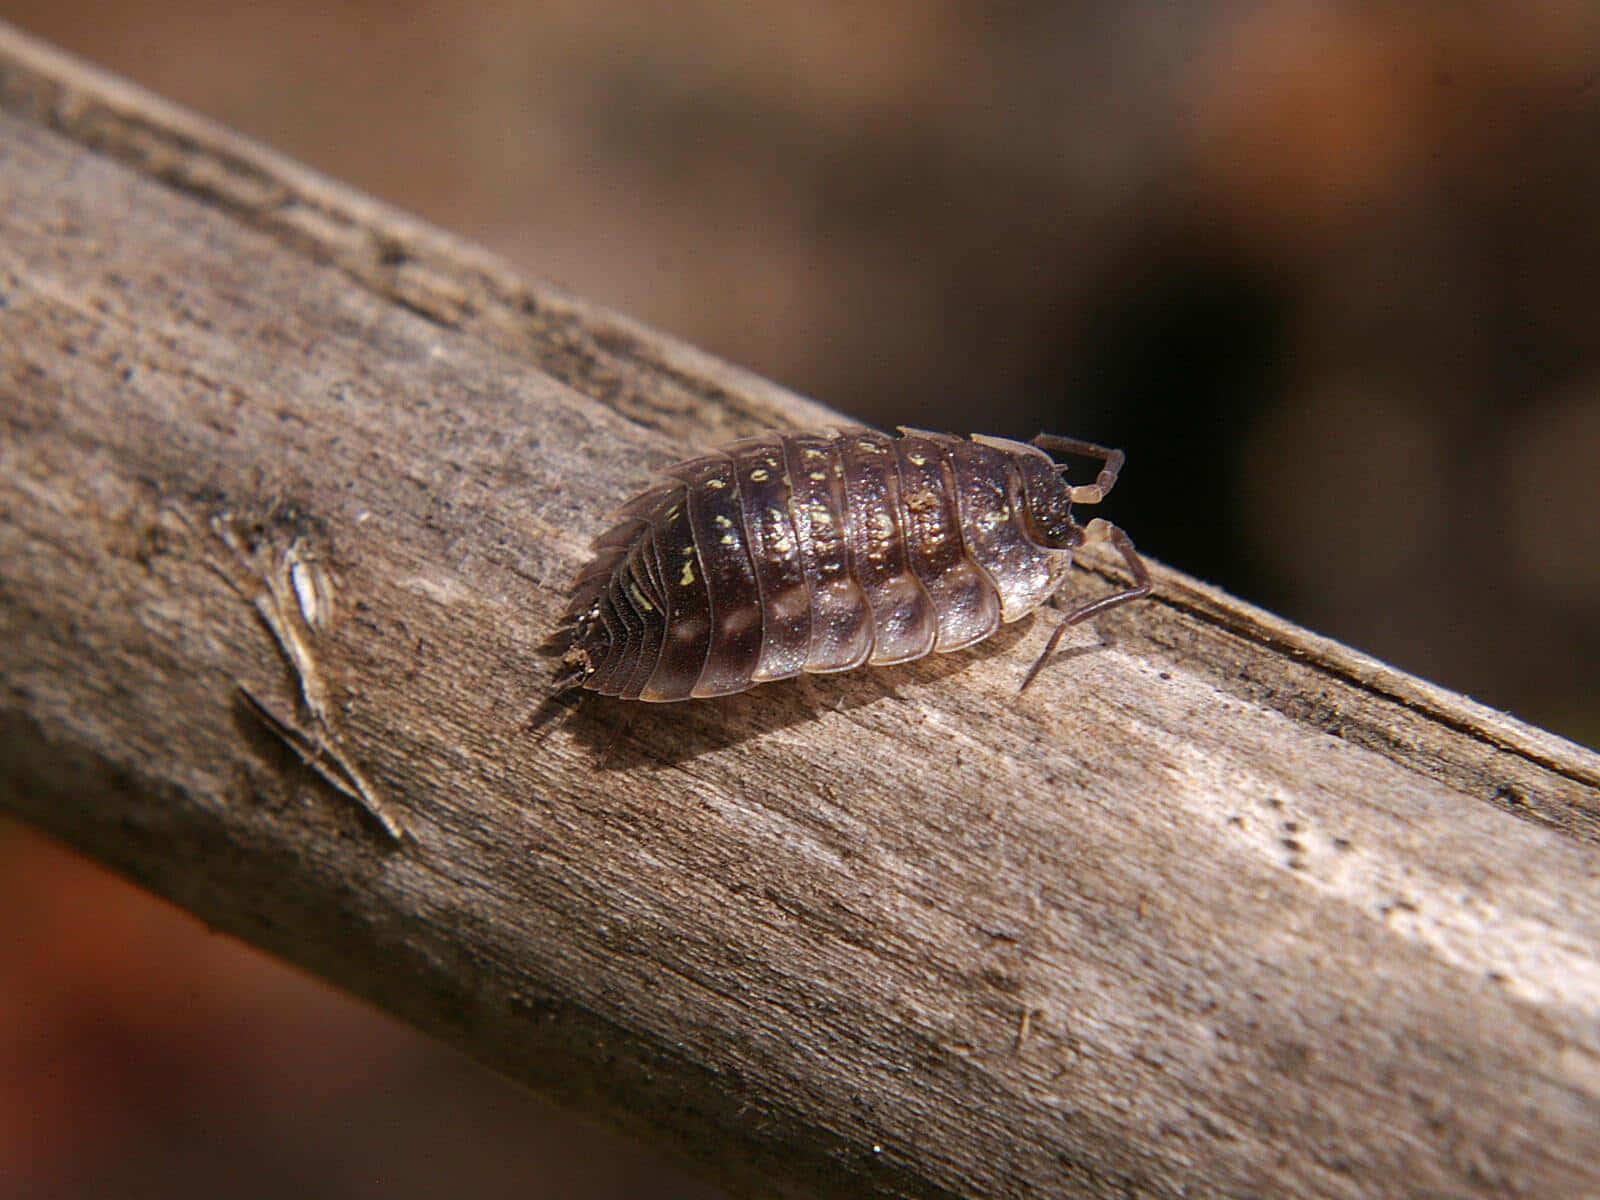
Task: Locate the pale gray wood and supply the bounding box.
[2,23,1599,1200]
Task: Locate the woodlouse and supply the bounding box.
[552,427,1150,701]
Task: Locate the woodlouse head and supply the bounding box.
[1011,432,1131,550]
[1014,445,1089,550]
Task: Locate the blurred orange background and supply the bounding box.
[3,2,1598,1197]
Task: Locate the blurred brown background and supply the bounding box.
[3,2,1598,1197]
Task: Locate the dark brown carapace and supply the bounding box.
[553,427,1150,701]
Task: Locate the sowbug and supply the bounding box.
[552,427,1150,701]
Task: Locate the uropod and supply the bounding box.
[552,427,1151,701]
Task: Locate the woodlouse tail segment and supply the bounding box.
[1019,519,1152,694]
[550,644,596,696]
[523,637,596,739]
[545,597,603,695]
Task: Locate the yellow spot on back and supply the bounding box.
[680,560,696,586]
[750,468,769,481]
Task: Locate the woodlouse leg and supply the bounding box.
[1064,519,1152,623]
[1028,435,1125,505]
[1020,519,1152,693]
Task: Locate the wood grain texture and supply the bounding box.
[2,23,1599,1200]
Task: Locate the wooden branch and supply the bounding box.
[3,22,1598,1199]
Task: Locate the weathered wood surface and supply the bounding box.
[2,23,1599,1200]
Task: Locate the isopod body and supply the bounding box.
[553,427,1150,701]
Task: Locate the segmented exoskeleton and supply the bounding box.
[553,427,1150,701]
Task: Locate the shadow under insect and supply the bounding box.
[550,617,1109,770]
